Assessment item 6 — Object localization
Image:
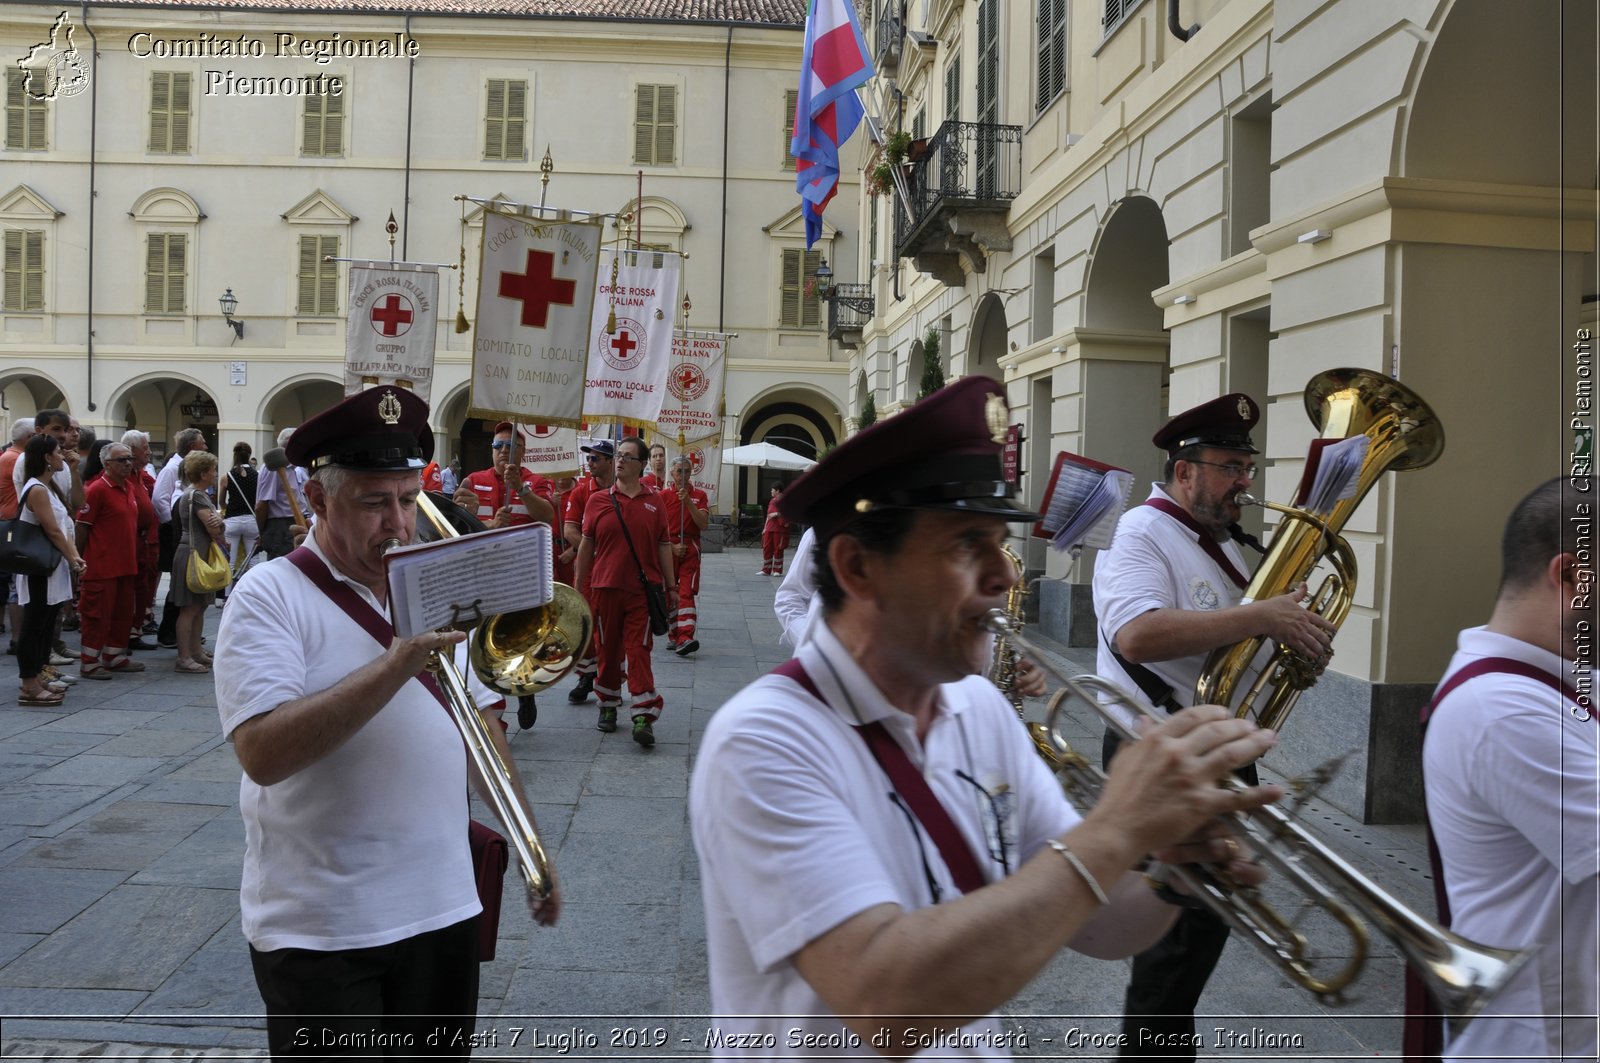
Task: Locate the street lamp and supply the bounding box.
[812,257,833,301]
[218,288,244,339]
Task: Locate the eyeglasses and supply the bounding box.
[106,457,135,465]
[617,453,643,464]
[1186,459,1257,482]
[490,441,517,451]
[585,454,611,463]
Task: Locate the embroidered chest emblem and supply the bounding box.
[1189,577,1221,611]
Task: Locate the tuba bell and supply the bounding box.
[1195,369,1444,732]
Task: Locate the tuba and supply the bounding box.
[1195,369,1443,731]
[397,491,594,898]
[984,609,1530,1026]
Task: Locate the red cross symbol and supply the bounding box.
[610,329,639,361]
[370,294,413,337]
[500,250,577,329]
[676,365,696,390]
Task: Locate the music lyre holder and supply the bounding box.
[444,600,486,632]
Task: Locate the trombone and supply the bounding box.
[982,609,1529,1032]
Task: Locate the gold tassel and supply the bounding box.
[455,200,471,333]
[455,308,471,334]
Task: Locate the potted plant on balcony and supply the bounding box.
[865,160,895,197]
[883,129,913,164]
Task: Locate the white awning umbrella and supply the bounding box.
[720,441,816,470]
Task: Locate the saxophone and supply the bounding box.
[988,544,1028,719]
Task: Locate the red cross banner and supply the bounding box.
[680,437,722,508]
[583,248,682,426]
[470,209,601,428]
[516,422,584,479]
[657,331,727,443]
[344,261,440,403]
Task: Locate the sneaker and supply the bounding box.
[126,638,158,652]
[49,650,75,666]
[517,695,536,730]
[142,621,159,635]
[631,715,655,748]
[596,706,617,733]
[41,665,76,685]
[157,636,179,650]
[675,639,700,657]
[567,675,594,704]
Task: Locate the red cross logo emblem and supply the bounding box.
[598,317,646,372]
[687,448,705,476]
[369,293,414,337]
[500,250,577,329]
[610,329,639,361]
[527,424,558,439]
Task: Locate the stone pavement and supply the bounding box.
[1,548,1439,1060]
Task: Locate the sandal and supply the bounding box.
[19,688,66,707]
[175,658,212,674]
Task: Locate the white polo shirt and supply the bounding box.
[1423,627,1598,1063]
[773,526,821,651]
[1092,484,1263,727]
[690,622,1078,1058]
[216,526,494,952]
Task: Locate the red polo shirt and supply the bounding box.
[133,470,159,545]
[460,467,554,526]
[563,475,604,528]
[78,475,140,578]
[661,486,710,546]
[581,485,668,590]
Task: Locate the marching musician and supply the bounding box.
[216,387,559,1059]
[691,376,1282,1056]
[1090,393,1336,1059]
[1419,477,1597,1062]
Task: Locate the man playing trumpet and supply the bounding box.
[690,377,1281,1056]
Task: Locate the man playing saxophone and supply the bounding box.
[1091,393,1336,1059]
[216,387,559,1059]
[691,378,1283,1057]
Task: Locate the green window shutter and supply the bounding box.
[171,72,191,153]
[655,85,676,165]
[145,233,185,314]
[779,249,823,330]
[945,57,961,122]
[782,88,798,171]
[801,249,821,329]
[634,84,676,166]
[1036,0,1066,113]
[149,71,170,152]
[166,234,186,313]
[23,230,43,309]
[484,79,505,159]
[299,235,340,315]
[302,94,322,156]
[2,231,22,310]
[505,79,526,160]
[303,89,343,157]
[6,71,47,151]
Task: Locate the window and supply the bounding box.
[301,85,344,157]
[1037,0,1066,112]
[633,84,677,166]
[149,71,192,154]
[779,247,822,330]
[5,71,47,151]
[1103,0,1143,38]
[297,234,340,315]
[782,88,798,171]
[483,78,527,161]
[144,233,186,314]
[2,230,43,310]
[912,110,925,141]
[944,57,961,122]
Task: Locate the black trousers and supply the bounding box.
[17,573,59,682]
[249,917,479,1061]
[1102,729,1258,1061]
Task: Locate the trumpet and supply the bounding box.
[982,609,1529,1030]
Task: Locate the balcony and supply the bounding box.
[874,1,903,72]
[892,120,1022,286]
[825,283,874,348]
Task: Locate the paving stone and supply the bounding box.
[0,751,63,784]
[80,730,218,760]
[130,813,244,888]
[134,915,261,1017]
[0,933,41,968]
[552,830,684,900]
[0,985,148,1017]
[132,777,241,807]
[0,783,118,828]
[163,744,243,783]
[0,710,68,740]
[0,867,127,933]
[0,728,108,758]
[495,965,676,1022]
[0,884,238,991]
[141,707,227,733]
[37,709,164,735]
[25,753,168,788]
[567,794,686,837]
[17,801,227,872]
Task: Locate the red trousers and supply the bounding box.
[79,575,137,660]
[671,548,701,643]
[590,586,663,720]
[135,542,161,630]
[762,528,790,574]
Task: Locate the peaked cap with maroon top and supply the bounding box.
[285,386,434,472]
[778,376,1040,540]
[1152,392,1260,455]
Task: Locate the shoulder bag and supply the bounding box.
[184,491,232,593]
[0,484,63,577]
[607,489,671,636]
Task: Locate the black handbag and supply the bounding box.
[607,490,671,637]
[0,485,64,577]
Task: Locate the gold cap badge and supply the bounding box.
[1237,395,1251,420]
[985,393,1008,444]
[377,390,402,425]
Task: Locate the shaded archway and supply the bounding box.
[1,371,70,429]
[967,296,1005,381]
[107,374,222,460]
[262,378,343,442]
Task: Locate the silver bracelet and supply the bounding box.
[1045,839,1110,906]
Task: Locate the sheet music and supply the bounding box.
[1302,435,1369,515]
[385,523,552,638]
[1037,453,1135,555]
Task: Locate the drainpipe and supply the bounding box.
[81,2,98,411]
[719,26,732,332]
[401,12,414,258]
[1167,0,1199,42]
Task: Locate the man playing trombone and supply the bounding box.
[216,387,558,1059]
[690,377,1282,1057]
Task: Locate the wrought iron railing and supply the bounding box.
[875,1,903,68]
[827,283,874,337]
[892,120,1022,257]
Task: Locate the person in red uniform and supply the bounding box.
[75,442,145,679]
[421,459,443,494]
[550,475,576,588]
[453,422,555,731]
[761,484,790,576]
[640,442,667,492]
[576,435,675,747]
[124,431,161,651]
[661,455,709,656]
[562,441,616,705]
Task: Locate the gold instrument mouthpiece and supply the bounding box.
[380,537,403,554]
[1234,492,1261,507]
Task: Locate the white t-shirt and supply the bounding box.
[1423,627,1598,1063]
[1092,483,1264,727]
[773,526,821,651]
[216,526,496,952]
[13,477,73,605]
[690,622,1078,1058]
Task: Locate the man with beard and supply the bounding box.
[1090,393,1335,1060]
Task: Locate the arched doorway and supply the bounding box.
[968,297,1005,381]
[108,375,224,461]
